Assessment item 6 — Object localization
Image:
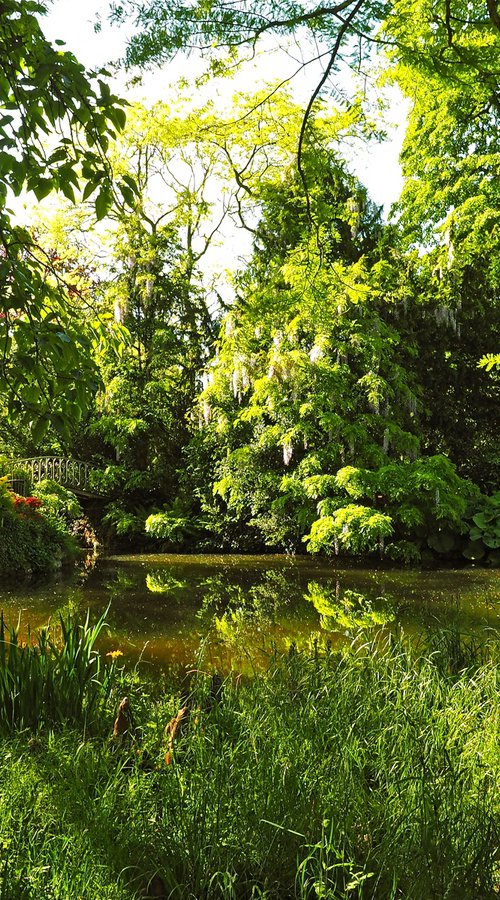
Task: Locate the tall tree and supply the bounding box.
[388,0,500,489]
[0,0,133,440]
[189,123,476,560]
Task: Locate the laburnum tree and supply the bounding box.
[0,0,134,442]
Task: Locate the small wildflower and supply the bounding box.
[106,649,124,659]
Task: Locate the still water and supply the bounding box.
[0,554,499,671]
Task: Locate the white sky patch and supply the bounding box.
[41,0,129,69]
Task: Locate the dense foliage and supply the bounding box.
[0,0,498,563]
[0,474,79,575]
[0,0,133,441]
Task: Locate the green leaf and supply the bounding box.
[60,180,76,203]
[50,412,71,442]
[113,107,127,130]
[119,183,135,207]
[31,416,49,444]
[472,512,489,528]
[82,180,97,201]
[122,173,138,192]
[20,384,40,404]
[33,178,53,201]
[483,535,500,549]
[95,188,111,220]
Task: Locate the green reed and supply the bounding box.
[0,629,498,898]
[0,608,114,732]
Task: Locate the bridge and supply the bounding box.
[8,457,107,499]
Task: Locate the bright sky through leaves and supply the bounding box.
[41,0,406,212]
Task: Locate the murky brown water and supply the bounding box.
[0,554,498,671]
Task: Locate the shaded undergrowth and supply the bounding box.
[0,623,498,898]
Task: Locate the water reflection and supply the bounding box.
[145,571,188,594]
[305,582,395,631]
[0,554,498,669]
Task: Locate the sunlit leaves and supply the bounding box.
[305,505,394,554]
[479,354,500,372]
[0,0,137,435]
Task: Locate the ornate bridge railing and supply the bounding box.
[9,457,105,498]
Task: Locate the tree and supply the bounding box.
[388,0,500,490]
[66,92,329,537]
[52,99,233,535]
[0,0,133,439]
[185,117,478,560]
[112,0,500,157]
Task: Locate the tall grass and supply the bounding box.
[0,629,498,898]
[0,609,114,731]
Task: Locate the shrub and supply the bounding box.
[462,491,500,563]
[304,456,478,561]
[0,507,77,575]
[13,496,42,512]
[33,479,82,522]
[0,474,15,510]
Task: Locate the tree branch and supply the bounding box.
[297,0,365,224]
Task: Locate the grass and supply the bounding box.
[0,627,498,898]
[0,609,114,732]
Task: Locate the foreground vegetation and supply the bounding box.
[0,612,498,898]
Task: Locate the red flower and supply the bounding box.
[25,496,42,509]
[13,496,42,513]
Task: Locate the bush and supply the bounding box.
[0,474,15,510]
[304,456,478,562]
[462,491,500,564]
[145,499,197,545]
[0,479,83,575]
[13,496,42,512]
[0,507,77,575]
[33,478,82,522]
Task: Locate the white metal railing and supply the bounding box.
[10,457,103,495]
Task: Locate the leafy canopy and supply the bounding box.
[0,0,135,438]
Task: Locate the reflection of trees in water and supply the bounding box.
[197,571,397,661]
[146,571,187,594]
[194,570,303,664]
[102,569,140,597]
[305,580,395,632]
[197,570,296,625]
[90,564,397,661]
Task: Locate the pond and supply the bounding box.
[0,554,499,672]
